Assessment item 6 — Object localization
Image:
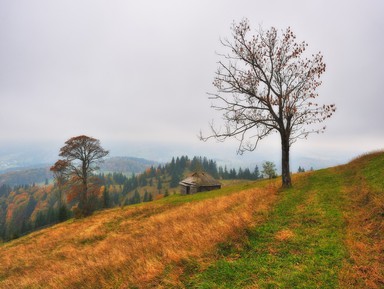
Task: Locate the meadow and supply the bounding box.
[0,152,383,288]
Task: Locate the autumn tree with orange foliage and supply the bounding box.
[50,159,68,207]
[50,159,71,221]
[53,135,109,217]
[201,19,336,188]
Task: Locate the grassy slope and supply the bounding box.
[338,152,384,288]
[0,152,383,288]
[190,151,384,289]
[191,169,346,288]
[0,181,278,288]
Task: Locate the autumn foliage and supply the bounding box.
[52,135,109,217]
[0,183,278,288]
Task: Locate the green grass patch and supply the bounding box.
[189,170,347,288]
[361,152,384,191]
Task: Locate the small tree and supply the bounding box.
[157,178,162,190]
[262,161,277,179]
[130,190,141,205]
[102,185,110,208]
[201,19,336,188]
[297,166,305,173]
[54,135,109,217]
[253,165,260,180]
[143,190,150,202]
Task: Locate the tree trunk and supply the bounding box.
[281,134,292,188]
[79,178,89,216]
[80,161,89,215]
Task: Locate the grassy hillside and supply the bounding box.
[0,151,383,288]
[0,155,258,242]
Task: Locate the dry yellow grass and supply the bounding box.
[339,184,384,288]
[338,152,384,288]
[0,184,277,288]
[274,229,295,241]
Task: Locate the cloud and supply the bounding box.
[0,0,383,164]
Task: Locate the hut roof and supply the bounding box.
[179,172,221,187]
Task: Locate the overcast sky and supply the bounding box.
[1,0,383,165]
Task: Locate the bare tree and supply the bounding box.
[201,19,336,188]
[55,135,109,216]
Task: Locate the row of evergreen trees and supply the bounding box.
[99,156,263,202]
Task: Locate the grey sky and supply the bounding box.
[1,0,383,165]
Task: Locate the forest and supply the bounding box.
[0,155,263,242]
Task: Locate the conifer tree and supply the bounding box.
[103,185,110,208]
[253,165,260,180]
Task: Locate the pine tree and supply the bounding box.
[58,204,69,222]
[243,168,252,180]
[170,171,181,188]
[229,168,237,179]
[157,178,162,190]
[34,211,47,229]
[129,190,141,205]
[253,165,260,180]
[103,186,110,208]
[143,190,150,202]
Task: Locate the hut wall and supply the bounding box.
[180,184,198,195]
[180,185,188,195]
[197,185,221,192]
[190,186,198,194]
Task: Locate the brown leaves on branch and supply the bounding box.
[202,19,336,149]
[50,159,69,173]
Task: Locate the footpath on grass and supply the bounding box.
[189,169,346,288]
[188,152,384,288]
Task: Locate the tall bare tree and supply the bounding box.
[55,135,109,216]
[201,19,336,188]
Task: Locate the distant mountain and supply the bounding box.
[0,167,52,187]
[99,156,157,174]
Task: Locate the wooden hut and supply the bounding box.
[179,172,221,195]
